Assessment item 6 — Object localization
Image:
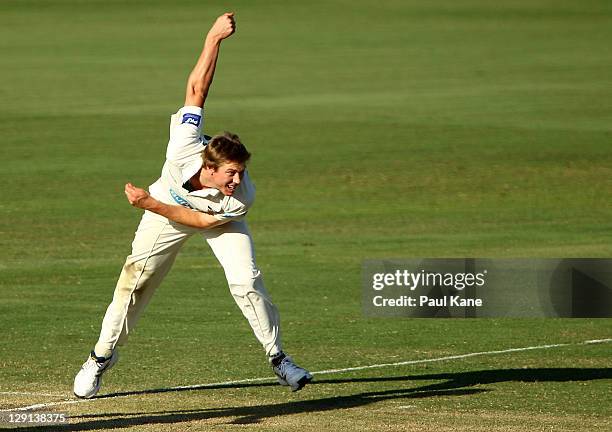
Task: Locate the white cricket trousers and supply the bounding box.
[94,211,282,359]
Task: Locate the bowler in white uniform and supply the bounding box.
[74,12,312,398]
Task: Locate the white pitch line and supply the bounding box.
[315,342,569,375]
[299,338,612,375]
[1,338,610,413]
[584,338,612,344]
[0,399,85,411]
[0,391,66,398]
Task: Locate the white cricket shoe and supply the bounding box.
[272,354,313,391]
[73,351,118,398]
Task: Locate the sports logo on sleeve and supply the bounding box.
[181,113,201,127]
[169,188,195,209]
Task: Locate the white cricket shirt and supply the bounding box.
[148,106,255,221]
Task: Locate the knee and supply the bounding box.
[114,258,151,297]
[116,260,141,288]
[227,268,264,296]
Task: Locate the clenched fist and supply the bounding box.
[207,12,236,42]
[124,183,153,209]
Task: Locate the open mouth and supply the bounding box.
[226,184,236,193]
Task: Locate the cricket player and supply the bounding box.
[74,12,312,398]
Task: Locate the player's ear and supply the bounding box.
[203,164,217,174]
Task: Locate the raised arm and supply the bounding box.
[124,183,227,229]
[185,12,236,108]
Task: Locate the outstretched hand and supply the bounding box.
[208,12,236,41]
[124,183,152,209]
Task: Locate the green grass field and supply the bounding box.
[1,0,611,430]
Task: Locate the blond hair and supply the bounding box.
[202,132,251,169]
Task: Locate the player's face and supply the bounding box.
[210,162,245,196]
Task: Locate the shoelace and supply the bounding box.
[278,358,301,376]
[82,357,107,374]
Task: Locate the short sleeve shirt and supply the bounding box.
[148,106,255,221]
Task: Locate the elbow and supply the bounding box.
[185,79,207,107]
[189,80,205,98]
[197,221,214,229]
[187,70,208,96]
[194,214,221,229]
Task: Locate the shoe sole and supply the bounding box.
[291,374,313,392]
[277,373,313,391]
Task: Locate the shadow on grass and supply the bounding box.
[16,368,611,431]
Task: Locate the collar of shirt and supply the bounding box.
[189,188,224,198]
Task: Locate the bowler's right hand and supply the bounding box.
[208,12,236,41]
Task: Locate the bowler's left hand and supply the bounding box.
[124,183,152,209]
